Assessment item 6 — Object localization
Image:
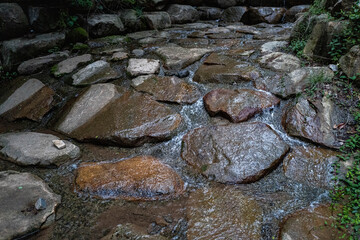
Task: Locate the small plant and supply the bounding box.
[48,46,60,53]
[288,40,307,58]
[305,71,331,97]
[71,0,93,9]
[0,71,17,82]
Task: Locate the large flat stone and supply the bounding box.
[181,122,289,183]
[0,132,80,166]
[187,186,263,240]
[156,46,212,70]
[1,32,65,71]
[0,79,55,122]
[52,54,92,78]
[75,156,185,200]
[204,88,279,122]
[72,60,118,86]
[0,171,61,239]
[259,52,301,73]
[131,75,201,104]
[127,58,160,77]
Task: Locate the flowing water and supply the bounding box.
[0,20,333,239]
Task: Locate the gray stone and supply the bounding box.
[339,45,360,83]
[197,7,223,20]
[260,41,288,53]
[166,4,199,24]
[1,32,65,71]
[17,51,69,75]
[285,5,310,22]
[88,14,125,38]
[132,49,145,57]
[0,171,61,240]
[110,51,128,61]
[243,7,287,25]
[0,3,29,40]
[220,6,248,22]
[72,60,118,86]
[0,132,80,166]
[144,11,171,30]
[127,58,160,76]
[52,140,66,150]
[35,198,47,210]
[156,46,212,70]
[52,54,92,77]
[181,122,289,183]
[56,83,119,134]
[0,79,55,122]
[255,67,334,98]
[259,52,301,72]
[120,9,148,32]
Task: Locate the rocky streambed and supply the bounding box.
[0,16,350,240]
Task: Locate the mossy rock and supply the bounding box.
[66,27,89,44]
[73,43,89,51]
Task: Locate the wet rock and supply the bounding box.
[181,122,289,183]
[282,96,341,148]
[220,6,248,22]
[194,53,260,84]
[56,84,182,147]
[1,32,65,71]
[260,41,288,53]
[0,171,61,239]
[259,52,301,72]
[339,45,360,83]
[88,14,125,37]
[143,11,171,30]
[0,3,29,40]
[72,60,118,86]
[28,7,61,33]
[56,83,118,134]
[132,49,145,57]
[166,4,199,24]
[0,132,80,166]
[285,5,310,22]
[243,7,286,25]
[101,223,167,240]
[17,51,69,75]
[127,58,160,77]
[0,79,55,122]
[255,67,334,98]
[203,88,280,122]
[279,205,342,239]
[131,75,201,104]
[283,146,338,189]
[303,20,348,60]
[110,51,128,61]
[187,186,263,240]
[75,156,185,200]
[156,46,211,70]
[120,9,148,32]
[197,7,223,20]
[52,54,92,77]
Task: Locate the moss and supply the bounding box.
[73,43,89,51]
[66,27,89,44]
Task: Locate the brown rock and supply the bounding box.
[194,53,260,84]
[181,122,289,183]
[282,96,340,148]
[203,88,280,122]
[132,75,201,104]
[0,79,55,122]
[279,205,342,240]
[187,186,263,240]
[339,45,360,84]
[57,85,182,147]
[75,156,185,201]
[283,146,338,189]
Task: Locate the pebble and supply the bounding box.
[52,140,66,149]
[35,198,47,211]
[132,49,145,57]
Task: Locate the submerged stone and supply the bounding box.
[187,186,263,240]
[75,156,185,200]
[131,75,201,104]
[181,122,289,183]
[283,146,338,189]
[203,88,280,122]
[0,132,80,166]
[0,171,61,239]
